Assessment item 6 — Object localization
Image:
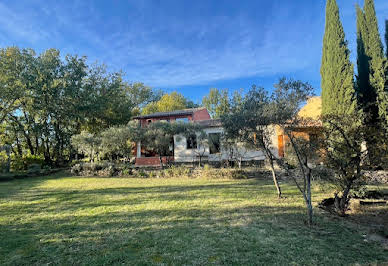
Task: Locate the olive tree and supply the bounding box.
[269,78,316,225]
[71,131,101,162]
[99,125,136,161]
[222,85,283,198]
[141,121,177,167]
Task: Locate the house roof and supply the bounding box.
[133,107,207,119]
[195,119,222,128]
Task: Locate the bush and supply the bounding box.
[11,154,45,171]
[27,164,42,175]
[197,167,247,179]
[71,162,132,177]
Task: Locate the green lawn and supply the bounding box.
[0,174,386,265]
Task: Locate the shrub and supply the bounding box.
[71,162,122,177]
[27,164,42,175]
[198,168,247,179]
[11,154,45,171]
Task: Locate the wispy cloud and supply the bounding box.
[0,0,385,90]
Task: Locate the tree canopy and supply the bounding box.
[0,46,159,166]
[142,92,198,115]
[202,88,230,118]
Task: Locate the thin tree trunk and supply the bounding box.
[159,155,163,168]
[260,137,282,199]
[268,157,282,198]
[305,168,313,225]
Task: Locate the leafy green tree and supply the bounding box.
[71,131,101,162]
[141,121,177,167]
[269,78,316,225]
[0,46,156,167]
[0,47,34,124]
[142,92,193,115]
[222,85,283,198]
[100,126,135,161]
[125,83,162,116]
[202,88,230,118]
[321,0,356,116]
[223,78,316,224]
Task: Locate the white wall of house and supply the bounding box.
[173,125,279,163]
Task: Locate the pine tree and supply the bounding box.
[321,0,356,116]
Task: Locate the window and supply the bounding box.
[186,134,197,149]
[176,117,189,123]
[208,133,221,154]
[147,119,152,124]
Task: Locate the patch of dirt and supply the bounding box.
[319,196,388,248]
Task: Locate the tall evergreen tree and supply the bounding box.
[356,0,385,119]
[385,20,388,58]
[356,5,371,107]
[356,0,388,166]
[321,0,356,116]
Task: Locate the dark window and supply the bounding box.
[147,119,152,124]
[186,135,197,149]
[208,133,221,154]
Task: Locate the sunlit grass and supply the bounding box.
[0,173,386,265]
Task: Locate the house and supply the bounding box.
[133,108,279,166]
[133,97,321,167]
[132,108,211,166]
[276,96,323,158]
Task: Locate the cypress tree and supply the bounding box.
[385,20,388,58]
[356,0,388,166]
[359,0,387,122]
[321,0,356,116]
[356,5,370,107]
[357,0,384,119]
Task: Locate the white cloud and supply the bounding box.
[1,0,386,88]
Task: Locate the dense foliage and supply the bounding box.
[141,92,197,115]
[320,0,356,116]
[0,46,158,168]
[202,88,231,118]
[356,0,388,165]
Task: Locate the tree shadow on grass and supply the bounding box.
[0,179,387,265]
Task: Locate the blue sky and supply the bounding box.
[0,0,388,103]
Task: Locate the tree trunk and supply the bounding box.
[159,155,163,168]
[336,183,352,216]
[5,148,10,173]
[305,168,313,225]
[20,128,35,155]
[268,157,282,198]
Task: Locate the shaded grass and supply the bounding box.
[0,174,387,265]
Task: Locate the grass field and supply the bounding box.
[0,173,387,265]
